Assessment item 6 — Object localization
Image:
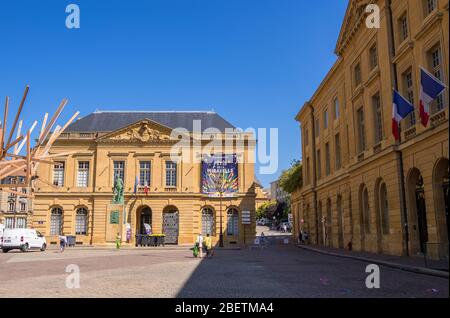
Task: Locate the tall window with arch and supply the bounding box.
[202,208,215,236]
[227,208,239,236]
[76,207,88,235]
[379,183,389,234]
[50,207,63,235]
[362,187,371,234]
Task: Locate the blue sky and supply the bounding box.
[0,0,347,188]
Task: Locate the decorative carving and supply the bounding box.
[109,122,171,142]
[335,0,375,55]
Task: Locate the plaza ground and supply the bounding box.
[0,227,448,298]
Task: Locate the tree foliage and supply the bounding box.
[256,200,277,219]
[278,160,302,194]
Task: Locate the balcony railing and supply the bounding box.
[404,126,417,141]
[430,109,447,126]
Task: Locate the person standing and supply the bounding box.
[204,234,213,258]
[59,234,67,253]
[195,233,204,258]
[303,231,309,245]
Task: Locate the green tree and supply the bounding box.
[256,200,277,219]
[278,160,302,194]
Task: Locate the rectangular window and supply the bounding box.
[165,161,177,187]
[325,143,330,176]
[357,107,366,153]
[399,13,409,42]
[139,161,151,186]
[8,200,15,212]
[402,68,416,126]
[4,217,14,229]
[316,149,322,180]
[335,133,341,170]
[334,97,339,119]
[77,161,89,187]
[323,109,329,129]
[428,45,445,113]
[372,93,383,144]
[354,63,362,87]
[53,162,65,187]
[20,202,26,212]
[16,217,26,229]
[369,44,378,70]
[113,161,125,183]
[425,0,437,16]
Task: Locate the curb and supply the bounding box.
[297,245,449,279]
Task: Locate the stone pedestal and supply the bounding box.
[106,204,126,242]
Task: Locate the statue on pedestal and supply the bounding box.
[112,175,124,205]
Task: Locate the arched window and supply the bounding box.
[326,199,332,246]
[75,207,88,235]
[50,207,63,235]
[227,208,239,236]
[379,183,389,234]
[363,187,371,234]
[202,208,215,236]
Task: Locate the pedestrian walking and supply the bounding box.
[260,231,267,246]
[59,234,67,253]
[298,230,303,244]
[195,233,204,258]
[204,233,213,258]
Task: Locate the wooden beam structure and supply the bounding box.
[0,86,78,192]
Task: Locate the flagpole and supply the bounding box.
[387,0,409,256]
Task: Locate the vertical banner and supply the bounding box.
[201,154,238,197]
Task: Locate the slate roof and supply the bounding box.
[66,111,235,133]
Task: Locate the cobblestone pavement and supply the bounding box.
[0,239,448,298]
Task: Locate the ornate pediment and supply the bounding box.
[335,0,376,56]
[97,119,173,143]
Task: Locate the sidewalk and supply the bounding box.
[297,244,449,279]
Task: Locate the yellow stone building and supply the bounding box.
[33,111,257,246]
[292,0,448,259]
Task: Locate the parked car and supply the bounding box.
[1,228,47,253]
[0,224,4,247]
[257,218,271,226]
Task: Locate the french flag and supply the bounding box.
[419,67,446,127]
[392,90,414,141]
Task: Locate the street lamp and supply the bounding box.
[219,189,224,247]
[213,156,226,248]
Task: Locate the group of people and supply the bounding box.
[193,233,213,258]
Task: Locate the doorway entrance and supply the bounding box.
[162,206,179,244]
[137,206,152,235]
[415,175,428,254]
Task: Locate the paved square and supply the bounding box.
[0,240,448,298]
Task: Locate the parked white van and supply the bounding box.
[0,224,4,247]
[1,228,47,253]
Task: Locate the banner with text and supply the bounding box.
[201,154,238,197]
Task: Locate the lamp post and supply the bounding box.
[219,189,224,247]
